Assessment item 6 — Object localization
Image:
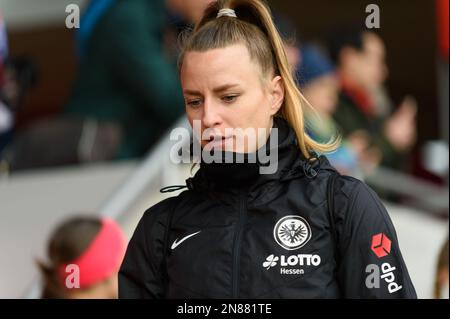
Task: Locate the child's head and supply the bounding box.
[38,216,126,299]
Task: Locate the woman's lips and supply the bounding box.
[204,136,233,148]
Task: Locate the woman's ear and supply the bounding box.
[270,75,285,115]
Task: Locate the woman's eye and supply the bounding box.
[222,95,238,103]
[187,100,202,108]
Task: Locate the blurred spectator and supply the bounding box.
[166,0,215,25]
[1,0,212,171]
[0,10,12,154]
[328,29,417,172]
[434,237,449,299]
[275,14,361,175]
[37,216,126,299]
[297,44,360,175]
[0,11,7,62]
[65,0,187,160]
[273,11,301,73]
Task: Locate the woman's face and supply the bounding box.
[343,32,388,92]
[180,44,284,153]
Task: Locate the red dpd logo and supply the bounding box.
[371,233,392,258]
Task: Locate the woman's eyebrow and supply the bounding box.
[183,89,202,96]
[212,84,241,93]
[183,84,241,96]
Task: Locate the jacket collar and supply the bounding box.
[186,117,333,199]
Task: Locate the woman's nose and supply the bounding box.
[202,100,222,128]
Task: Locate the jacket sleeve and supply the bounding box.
[335,177,417,299]
[118,199,174,299]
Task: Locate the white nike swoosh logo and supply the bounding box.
[171,231,201,250]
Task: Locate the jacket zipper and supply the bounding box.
[232,190,247,298]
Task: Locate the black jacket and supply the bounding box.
[119,118,417,299]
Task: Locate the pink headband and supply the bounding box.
[58,218,126,289]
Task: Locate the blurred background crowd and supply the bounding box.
[0,0,448,299]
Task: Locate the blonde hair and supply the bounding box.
[178,0,339,159]
[434,237,449,299]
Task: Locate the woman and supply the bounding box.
[38,216,126,299]
[119,0,416,298]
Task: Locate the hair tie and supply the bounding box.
[217,8,237,18]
